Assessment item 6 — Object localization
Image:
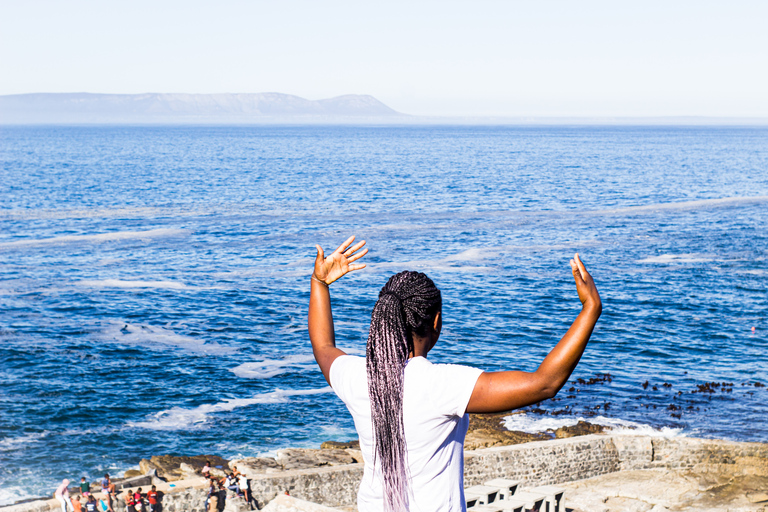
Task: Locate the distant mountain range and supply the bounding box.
[0,92,406,124]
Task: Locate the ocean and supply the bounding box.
[0,125,766,505]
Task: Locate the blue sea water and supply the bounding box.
[0,125,767,504]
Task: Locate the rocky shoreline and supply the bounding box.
[5,413,619,507]
[6,431,768,512]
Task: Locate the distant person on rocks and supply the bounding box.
[54,479,73,512]
[147,485,159,512]
[79,477,90,496]
[207,485,218,512]
[105,477,116,512]
[101,475,110,494]
[238,473,254,510]
[308,236,602,512]
[216,482,227,512]
[225,472,238,494]
[134,488,144,512]
[124,490,136,512]
[202,460,211,478]
[71,495,83,512]
[84,495,99,512]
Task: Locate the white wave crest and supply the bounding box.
[103,322,236,355]
[230,355,317,379]
[128,388,331,430]
[638,253,713,264]
[0,431,49,452]
[0,486,38,508]
[79,279,191,290]
[0,207,209,221]
[503,412,683,438]
[0,228,185,248]
[592,195,768,215]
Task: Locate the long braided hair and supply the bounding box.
[366,271,442,512]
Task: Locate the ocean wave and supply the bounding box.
[128,388,331,431]
[0,432,49,452]
[0,207,204,221]
[638,253,714,264]
[79,279,192,290]
[230,355,317,379]
[0,487,38,508]
[102,321,236,355]
[590,195,768,215]
[0,228,186,248]
[503,412,683,438]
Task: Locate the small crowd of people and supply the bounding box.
[53,461,257,512]
[122,485,160,512]
[53,474,159,512]
[201,460,254,512]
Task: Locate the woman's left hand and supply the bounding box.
[313,235,368,285]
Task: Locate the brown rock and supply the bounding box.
[139,459,160,475]
[321,440,360,450]
[464,412,548,450]
[229,457,283,475]
[554,421,606,439]
[276,448,357,470]
[124,470,142,478]
[148,454,229,481]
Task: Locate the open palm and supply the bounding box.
[313,235,368,285]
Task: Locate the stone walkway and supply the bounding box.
[561,467,768,512]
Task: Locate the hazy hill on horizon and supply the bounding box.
[0,92,405,124]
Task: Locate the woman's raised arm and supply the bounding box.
[467,253,602,413]
[308,235,368,384]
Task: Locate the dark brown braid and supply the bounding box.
[366,271,442,512]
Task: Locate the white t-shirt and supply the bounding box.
[330,355,483,512]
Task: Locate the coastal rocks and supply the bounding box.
[230,457,283,475]
[465,413,548,450]
[229,449,360,475]
[320,440,359,450]
[139,455,230,481]
[112,474,153,491]
[555,420,606,438]
[276,449,358,470]
[124,470,142,478]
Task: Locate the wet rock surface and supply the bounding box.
[465,412,549,450]
[554,420,606,438]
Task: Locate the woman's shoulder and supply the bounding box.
[329,355,366,395]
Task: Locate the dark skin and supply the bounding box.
[308,235,602,413]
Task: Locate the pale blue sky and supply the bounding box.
[1,0,766,117]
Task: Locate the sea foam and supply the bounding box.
[102,322,236,355]
[503,412,683,438]
[0,432,49,452]
[638,253,714,264]
[230,355,317,379]
[128,388,331,431]
[79,279,193,290]
[0,228,185,248]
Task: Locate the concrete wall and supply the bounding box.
[6,434,768,512]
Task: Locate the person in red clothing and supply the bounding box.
[146,485,159,512]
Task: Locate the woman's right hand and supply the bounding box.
[570,253,601,313]
[313,235,368,285]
